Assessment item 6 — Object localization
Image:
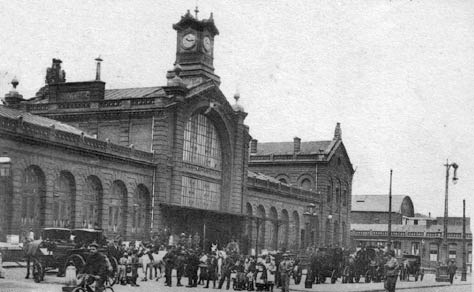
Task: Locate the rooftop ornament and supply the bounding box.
[232,91,245,112]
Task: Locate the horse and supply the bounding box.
[140,248,167,281]
[23,239,42,281]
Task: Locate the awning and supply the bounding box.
[159,202,247,218]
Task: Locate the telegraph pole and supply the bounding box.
[388,169,393,250]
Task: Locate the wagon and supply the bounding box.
[399,254,423,282]
[308,247,345,284]
[25,228,119,284]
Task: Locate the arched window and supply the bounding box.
[269,207,278,250]
[325,219,331,246]
[342,221,346,247]
[293,211,300,250]
[83,176,102,229]
[257,205,266,253]
[132,185,150,239]
[279,178,288,184]
[327,179,332,203]
[301,178,312,191]
[334,220,340,246]
[181,114,222,210]
[109,181,127,236]
[53,171,75,228]
[280,210,289,250]
[21,166,46,237]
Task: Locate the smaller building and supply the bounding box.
[351,223,472,270]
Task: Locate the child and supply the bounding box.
[254,261,267,292]
[118,252,128,285]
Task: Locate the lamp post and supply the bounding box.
[442,160,458,264]
[388,169,393,251]
[461,199,467,281]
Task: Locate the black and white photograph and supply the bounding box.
[0,1,472,292]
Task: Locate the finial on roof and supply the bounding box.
[195,6,199,19]
[334,122,342,140]
[167,64,186,87]
[210,12,214,20]
[232,91,244,112]
[11,77,19,89]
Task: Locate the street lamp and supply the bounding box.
[442,160,459,264]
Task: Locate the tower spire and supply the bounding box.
[194,5,199,19]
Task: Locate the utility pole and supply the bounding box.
[461,199,467,281]
[388,169,393,250]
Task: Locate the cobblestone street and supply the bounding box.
[0,267,471,292]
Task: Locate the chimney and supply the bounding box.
[250,139,258,154]
[95,56,103,81]
[294,137,301,153]
[334,122,342,140]
[45,58,66,85]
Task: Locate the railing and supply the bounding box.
[247,175,319,202]
[351,229,471,239]
[0,115,154,163]
[25,96,158,112]
[250,153,325,162]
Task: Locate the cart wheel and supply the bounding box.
[107,256,119,286]
[32,259,43,283]
[66,254,86,273]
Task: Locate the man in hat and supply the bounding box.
[82,242,108,292]
[383,250,399,292]
[447,259,457,284]
[278,254,292,292]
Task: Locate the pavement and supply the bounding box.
[0,265,471,292]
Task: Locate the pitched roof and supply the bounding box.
[0,105,92,137]
[104,86,165,100]
[255,141,333,155]
[351,195,411,213]
[350,223,471,234]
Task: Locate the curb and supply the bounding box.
[290,282,471,292]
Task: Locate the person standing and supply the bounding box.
[447,260,457,285]
[278,254,292,292]
[384,250,399,292]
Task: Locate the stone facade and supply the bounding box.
[248,127,354,249]
[0,11,354,253]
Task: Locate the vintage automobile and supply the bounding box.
[399,254,423,281]
[24,228,118,284]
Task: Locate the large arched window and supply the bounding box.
[183,114,222,170]
[181,114,222,211]
[83,176,102,229]
[21,166,46,237]
[132,184,151,239]
[53,171,75,228]
[109,180,127,236]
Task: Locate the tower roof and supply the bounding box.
[173,10,219,35]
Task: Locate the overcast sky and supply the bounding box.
[1,0,473,218]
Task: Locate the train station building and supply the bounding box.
[0,11,353,254]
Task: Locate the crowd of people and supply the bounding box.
[92,233,302,292]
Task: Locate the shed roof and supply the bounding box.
[104,86,165,100]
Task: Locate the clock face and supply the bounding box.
[181,33,196,49]
[203,36,212,53]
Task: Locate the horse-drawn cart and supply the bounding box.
[399,254,423,282]
[24,228,119,284]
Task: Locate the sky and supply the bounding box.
[1,0,473,218]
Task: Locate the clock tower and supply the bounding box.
[167,10,220,87]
